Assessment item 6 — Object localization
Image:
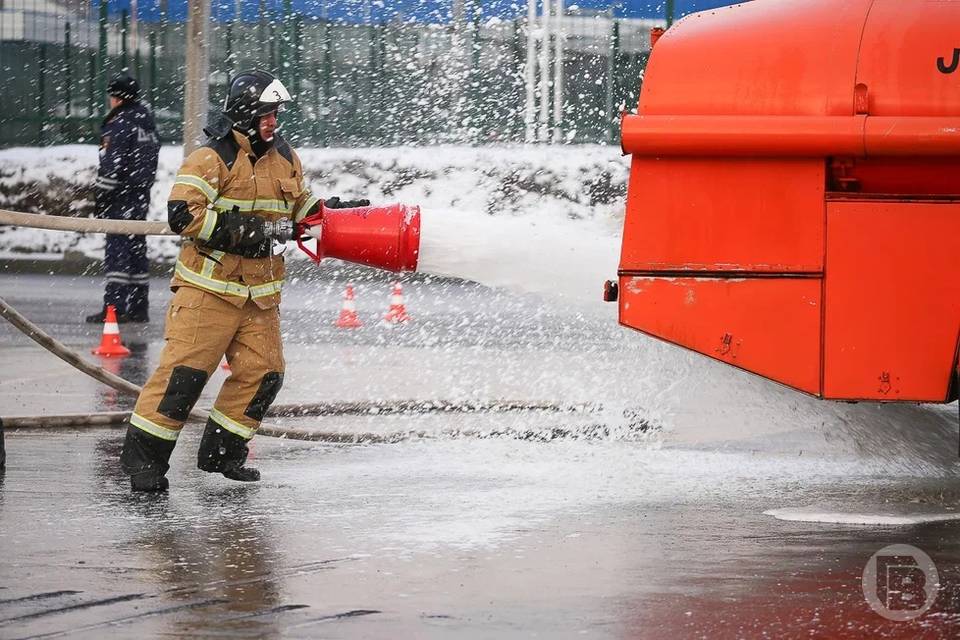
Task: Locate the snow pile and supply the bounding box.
[0,143,626,304]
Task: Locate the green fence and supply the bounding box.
[0,3,649,148]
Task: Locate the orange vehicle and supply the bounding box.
[611,1,960,412]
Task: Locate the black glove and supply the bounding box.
[203,206,273,258]
[324,197,370,209]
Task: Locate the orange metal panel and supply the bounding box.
[855,0,960,118]
[619,158,825,272]
[640,0,870,117]
[823,201,960,402]
[832,158,960,196]
[619,276,822,395]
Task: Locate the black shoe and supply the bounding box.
[222,466,261,482]
[197,418,261,482]
[130,472,169,492]
[86,309,149,324]
[120,424,176,492]
[119,311,150,324]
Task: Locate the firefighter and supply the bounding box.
[86,74,160,324]
[119,70,367,492]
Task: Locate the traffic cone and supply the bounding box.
[335,284,363,328]
[383,282,411,325]
[92,305,131,357]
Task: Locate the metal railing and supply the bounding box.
[0,1,654,148]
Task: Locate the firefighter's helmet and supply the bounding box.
[223,70,291,135]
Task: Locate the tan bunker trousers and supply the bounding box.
[121,285,285,486]
[132,286,285,439]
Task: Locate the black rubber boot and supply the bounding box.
[197,419,260,482]
[85,308,107,323]
[120,425,176,492]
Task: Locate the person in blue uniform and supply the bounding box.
[86,74,160,324]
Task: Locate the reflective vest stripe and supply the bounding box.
[200,250,224,279]
[174,174,218,201]
[214,197,294,215]
[295,192,321,222]
[210,408,257,439]
[215,197,253,212]
[198,209,218,242]
[175,260,283,299]
[250,281,283,298]
[130,412,181,441]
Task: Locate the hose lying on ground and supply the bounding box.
[0,293,142,397]
[0,294,600,442]
[1,401,599,431]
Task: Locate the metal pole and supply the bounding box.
[538,0,550,142]
[470,8,480,140]
[64,21,73,118]
[283,0,292,68]
[523,0,536,143]
[233,0,243,74]
[258,0,267,50]
[293,14,303,132]
[183,0,211,154]
[120,9,128,72]
[292,15,302,96]
[552,0,564,143]
[98,0,108,109]
[38,43,47,144]
[131,0,139,61]
[134,14,142,84]
[666,0,675,28]
[88,45,97,119]
[605,16,618,144]
[225,23,233,75]
[149,30,157,108]
[321,19,331,147]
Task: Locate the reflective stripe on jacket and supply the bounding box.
[168,129,315,309]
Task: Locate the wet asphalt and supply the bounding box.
[2,270,960,639]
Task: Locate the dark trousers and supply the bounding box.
[102,188,151,316]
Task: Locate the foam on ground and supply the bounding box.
[765,505,960,526]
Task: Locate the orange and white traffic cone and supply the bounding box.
[335,284,363,329]
[382,282,411,325]
[92,305,131,357]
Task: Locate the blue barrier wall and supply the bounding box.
[94,0,738,24]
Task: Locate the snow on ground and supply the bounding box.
[764,505,960,526]
[0,143,625,305]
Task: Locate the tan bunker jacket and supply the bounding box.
[167,127,321,307]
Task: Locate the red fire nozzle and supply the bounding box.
[296,202,421,273]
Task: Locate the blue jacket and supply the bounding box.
[96,101,160,200]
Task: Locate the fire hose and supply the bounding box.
[0,209,599,443]
[0,291,598,441]
[0,208,173,236]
